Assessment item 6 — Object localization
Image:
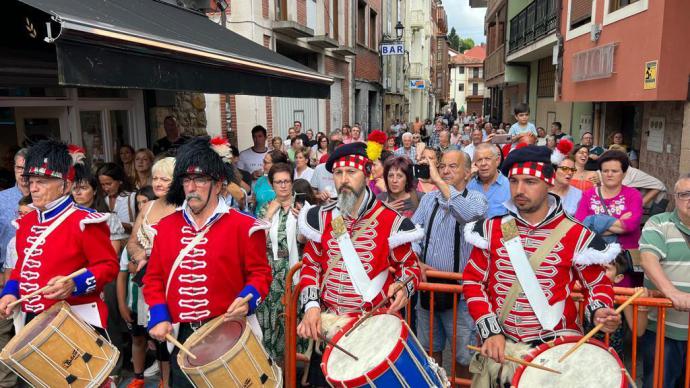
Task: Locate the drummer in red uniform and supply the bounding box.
[296,141,423,381]
[462,143,622,386]
[143,136,272,387]
[0,140,118,328]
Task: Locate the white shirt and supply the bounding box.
[462,143,478,161]
[295,167,314,182]
[310,164,336,198]
[238,147,268,175]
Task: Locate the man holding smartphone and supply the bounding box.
[411,150,488,379]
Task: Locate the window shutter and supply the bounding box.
[570,0,592,25]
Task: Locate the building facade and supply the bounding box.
[449,45,487,117]
[559,0,690,191]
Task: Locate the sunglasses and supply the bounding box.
[558,166,578,173]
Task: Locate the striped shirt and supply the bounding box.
[640,210,690,340]
[394,146,417,163]
[411,186,487,272]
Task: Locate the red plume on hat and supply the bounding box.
[209,136,231,163]
[551,138,574,165]
[366,130,387,161]
[68,144,86,165]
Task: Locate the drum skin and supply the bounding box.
[0,301,118,388]
[178,316,280,387]
[511,336,626,388]
[322,314,446,388]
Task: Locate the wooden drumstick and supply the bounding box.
[318,333,358,361]
[558,287,645,363]
[344,277,414,337]
[165,334,197,360]
[467,345,561,375]
[8,268,87,308]
[193,294,254,344]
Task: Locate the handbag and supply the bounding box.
[595,187,637,272]
[419,193,465,311]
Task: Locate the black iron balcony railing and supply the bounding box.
[508,0,557,54]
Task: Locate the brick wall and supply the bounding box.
[263,35,274,137]
[326,100,331,132]
[355,49,380,82]
[343,70,350,125]
[262,0,269,18]
[344,0,349,46]
[297,0,307,26]
[228,95,238,147]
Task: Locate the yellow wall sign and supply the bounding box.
[644,61,658,90]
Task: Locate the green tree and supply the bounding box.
[447,27,461,51]
[460,38,475,52]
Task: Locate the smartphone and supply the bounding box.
[491,134,512,144]
[413,164,430,180]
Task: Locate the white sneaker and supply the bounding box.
[144,361,160,377]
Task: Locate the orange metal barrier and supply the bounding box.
[283,264,690,388]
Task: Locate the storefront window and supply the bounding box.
[109,110,131,158]
[0,87,66,98]
[80,111,106,167]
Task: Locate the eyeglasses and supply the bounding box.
[558,166,578,173]
[273,180,292,186]
[675,191,690,201]
[182,176,212,186]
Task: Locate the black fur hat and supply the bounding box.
[24,140,82,181]
[166,136,227,206]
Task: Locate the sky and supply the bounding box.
[443,0,487,44]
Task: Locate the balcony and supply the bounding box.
[409,62,423,79]
[470,0,488,8]
[484,44,505,84]
[408,10,425,30]
[508,0,557,54]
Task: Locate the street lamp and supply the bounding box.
[395,21,404,41]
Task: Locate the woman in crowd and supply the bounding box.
[125,157,176,388]
[118,145,136,184]
[133,148,154,189]
[97,163,136,234]
[256,163,304,364]
[117,186,160,388]
[351,126,362,143]
[293,178,317,207]
[223,162,248,211]
[574,150,643,286]
[271,136,284,152]
[385,135,397,152]
[253,150,289,215]
[550,157,582,215]
[71,170,127,252]
[294,148,314,181]
[536,127,547,146]
[608,132,627,151]
[377,156,424,218]
[342,125,353,144]
[368,150,393,196]
[417,146,440,193]
[311,135,329,166]
[570,145,599,191]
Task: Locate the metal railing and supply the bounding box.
[282,264,690,387]
[508,0,558,54]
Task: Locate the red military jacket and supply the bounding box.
[462,196,619,343]
[1,196,118,327]
[144,203,271,328]
[298,190,423,316]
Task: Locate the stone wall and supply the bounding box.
[173,92,208,136]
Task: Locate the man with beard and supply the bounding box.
[144,137,272,387]
[296,142,423,381]
[462,145,622,386]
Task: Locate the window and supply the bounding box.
[609,0,639,12]
[537,57,555,97]
[357,1,366,45]
[459,66,465,74]
[369,9,377,48]
[472,83,479,95]
[458,84,464,92]
[570,0,592,29]
[473,67,479,78]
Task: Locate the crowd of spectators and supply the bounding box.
[0,108,686,387]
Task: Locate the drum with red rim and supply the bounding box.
[511,336,626,388]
